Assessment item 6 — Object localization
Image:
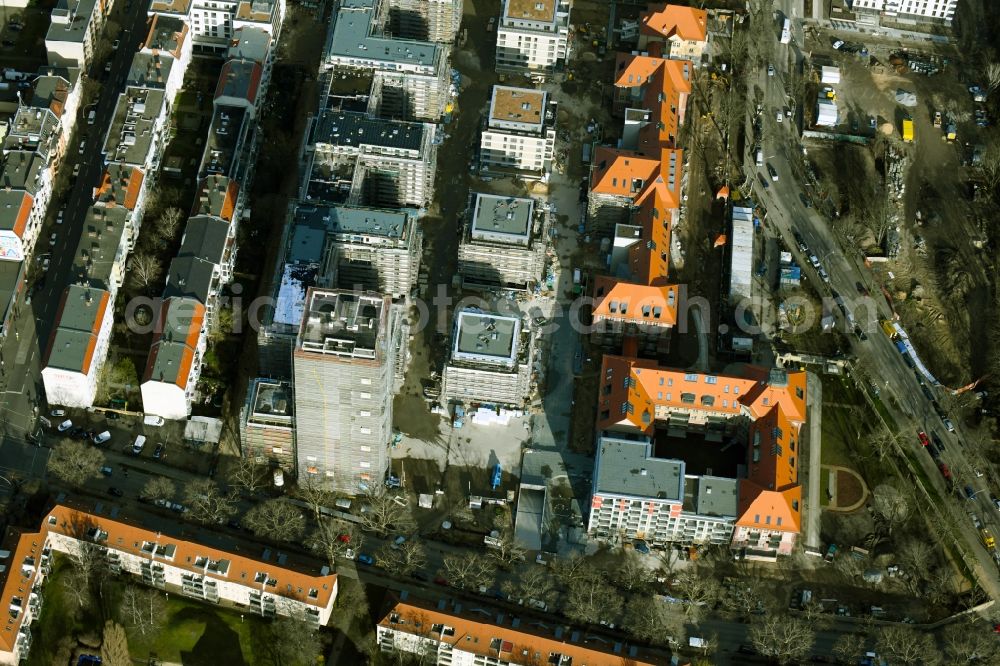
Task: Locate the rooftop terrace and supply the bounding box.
[297,288,387,359]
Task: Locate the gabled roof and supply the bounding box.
[736,481,801,533]
[627,187,672,285]
[589,147,660,197]
[163,255,216,305]
[591,276,677,327]
[640,4,708,42]
[178,215,231,265]
[42,286,110,374]
[93,164,145,210]
[143,297,204,387]
[214,59,263,106]
[192,176,239,222]
[0,191,34,238]
[379,598,658,665]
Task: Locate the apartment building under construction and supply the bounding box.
[457,193,546,290]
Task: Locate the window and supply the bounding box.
[680,393,695,404]
[359,462,370,469]
[792,500,799,511]
[359,410,371,417]
[704,376,717,384]
[684,373,698,382]
[360,445,371,452]
[700,395,715,407]
[359,392,371,400]
[359,427,371,435]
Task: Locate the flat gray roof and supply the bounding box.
[46,0,101,45]
[0,190,32,235]
[472,193,533,238]
[313,110,425,152]
[128,52,175,89]
[273,263,316,327]
[695,476,738,518]
[288,220,327,265]
[250,378,293,418]
[298,288,386,358]
[70,205,129,290]
[0,151,45,195]
[163,255,215,305]
[178,215,230,265]
[453,310,518,361]
[327,0,440,68]
[0,260,23,336]
[103,87,167,166]
[297,204,409,239]
[514,487,544,551]
[229,27,272,62]
[202,105,248,178]
[594,434,683,500]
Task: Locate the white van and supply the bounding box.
[143,414,165,427]
[132,435,146,455]
[273,468,284,487]
[87,108,96,125]
[92,431,111,445]
[755,148,763,167]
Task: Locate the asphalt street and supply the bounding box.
[757,0,1000,599]
[0,1,151,445]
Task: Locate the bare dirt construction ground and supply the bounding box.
[801,30,997,388]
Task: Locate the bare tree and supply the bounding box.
[721,575,769,616]
[60,567,93,615]
[295,474,334,521]
[500,564,557,606]
[307,518,361,568]
[47,439,105,487]
[100,620,130,666]
[243,499,306,542]
[488,528,526,570]
[986,62,1000,92]
[357,486,415,537]
[156,207,185,245]
[942,621,999,663]
[376,539,427,578]
[183,478,237,524]
[871,484,911,534]
[227,456,268,496]
[673,569,722,622]
[869,429,898,462]
[609,552,654,592]
[141,476,175,503]
[623,595,683,645]
[439,552,497,591]
[263,612,323,666]
[832,633,866,665]
[749,615,815,665]
[565,567,623,626]
[551,553,591,587]
[876,625,941,665]
[897,538,934,586]
[128,252,163,292]
[120,585,165,637]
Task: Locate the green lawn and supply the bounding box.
[128,597,268,664]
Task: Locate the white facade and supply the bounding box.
[40,297,114,409]
[495,0,571,76]
[849,0,957,22]
[730,525,798,558]
[45,0,107,68]
[139,328,206,421]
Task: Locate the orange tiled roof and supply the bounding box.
[379,599,658,665]
[589,148,660,197]
[628,186,672,285]
[94,166,145,210]
[0,526,45,653]
[11,193,33,238]
[640,4,708,42]
[736,481,801,533]
[592,276,677,327]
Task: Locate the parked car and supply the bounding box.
[49,232,57,246]
[930,431,945,452]
[832,40,845,50]
[57,419,73,432]
[112,39,120,50]
[965,485,976,500]
[100,466,113,477]
[633,539,650,554]
[943,418,956,433]
[143,414,164,426]
[799,192,811,208]
[153,443,164,459]
[56,207,65,224]
[757,173,770,190]
[108,487,124,497]
[72,163,80,178]
[357,553,375,566]
[917,431,930,447]
[767,64,775,76]
[131,435,146,455]
[93,431,112,445]
[818,267,831,283]
[50,409,66,417]
[78,139,86,155]
[767,163,779,181]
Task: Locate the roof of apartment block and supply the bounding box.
[235,0,278,22]
[6,109,59,156]
[46,0,101,44]
[215,59,263,105]
[591,276,677,327]
[589,148,660,197]
[42,285,110,374]
[327,0,440,67]
[297,288,387,358]
[228,26,272,62]
[453,310,519,362]
[0,191,33,238]
[696,475,739,517]
[163,255,216,305]
[597,358,807,434]
[148,0,192,15]
[143,297,205,387]
[489,86,546,127]
[504,0,557,23]
[31,68,78,118]
[471,193,533,239]
[308,204,411,239]
[93,164,145,209]
[128,51,175,89]
[0,150,45,195]
[0,523,44,654]
[178,215,231,264]
[627,188,673,285]
[249,378,293,419]
[202,106,248,178]
[103,87,166,166]
[736,481,801,533]
[145,14,189,57]
[69,205,129,291]
[273,263,316,327]
[313,110,425,152]
[379,598,658,666]
[0,261,23,327]
[192,175,239,222]
[640,4,709,41]
[594,435,683,500]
